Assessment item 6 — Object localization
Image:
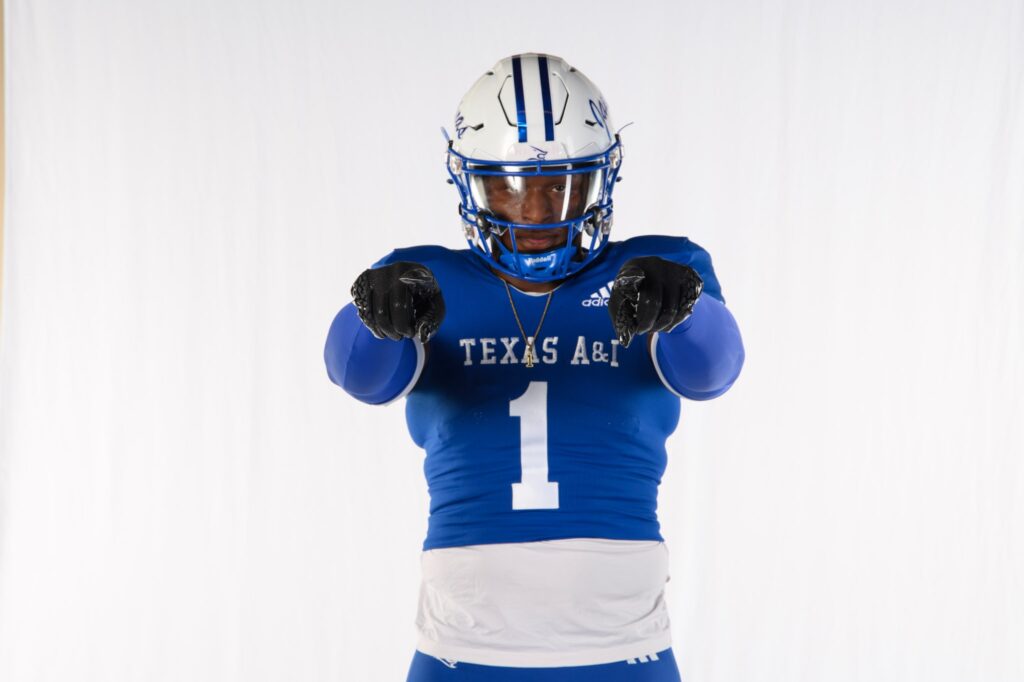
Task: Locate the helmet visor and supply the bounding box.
[468,168,604,226]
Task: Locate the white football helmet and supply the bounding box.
[445,53,623,282]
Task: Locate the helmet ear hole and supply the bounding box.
[582,204,600,236]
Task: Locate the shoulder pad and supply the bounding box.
[372,245,457,269]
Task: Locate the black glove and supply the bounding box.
[608,256,704,348]
[350,261,446,343]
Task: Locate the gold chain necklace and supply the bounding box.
[502,280,554,368]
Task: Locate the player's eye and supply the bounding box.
[551,184,567,193]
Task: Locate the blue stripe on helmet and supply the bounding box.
[537,55,554,141]
[511,56,528,142]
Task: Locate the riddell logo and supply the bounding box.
[582,281,615,307]
[523,253,556,267]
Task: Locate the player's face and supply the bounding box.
[481,174,589,253]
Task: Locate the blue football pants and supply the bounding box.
[406,648,681,681]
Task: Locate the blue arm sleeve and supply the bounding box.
[324,303,423,405]
[652,294,745,401]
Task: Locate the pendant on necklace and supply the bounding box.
[502,280,553,370]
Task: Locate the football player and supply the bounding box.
[325,53,745,681]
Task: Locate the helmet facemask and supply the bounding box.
[448,141,621,282]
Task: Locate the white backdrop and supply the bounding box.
[2,1,1022,681]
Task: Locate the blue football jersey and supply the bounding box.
[375,236,724,551]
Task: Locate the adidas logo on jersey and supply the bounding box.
[581,280,615,307]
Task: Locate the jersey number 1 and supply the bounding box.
[509,381,560,510]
